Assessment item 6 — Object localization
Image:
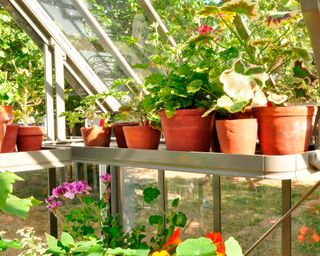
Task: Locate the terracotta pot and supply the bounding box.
[113,122,139,148]
[159,109,214,152]
[81,126,112,147]
[0,106,14,151]
[216,119,257,155]
[0,106,14,124]
[0,124,18,153]
[17,126,44,152]
[253,106,318,155]
[123,126,161,150]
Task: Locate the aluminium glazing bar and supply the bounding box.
[44,44,55,141]
[137,0,177,47]
[73,0,143,85]
[301,0,320,77]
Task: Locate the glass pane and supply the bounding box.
[37,0,127,86]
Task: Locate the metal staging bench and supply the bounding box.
[2,145,320,256]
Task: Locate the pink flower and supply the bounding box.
[45,196,61,209]
[63,181,92,199]
[100,173,112,183]
[52,184,68,198]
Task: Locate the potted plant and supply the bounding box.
[11,63,44,152]
[0,71,18,153]
[144,25,224,152]
[113,79,161,150]
[111,79,139,148]
[62,93,114,147]
[198,0,319,155]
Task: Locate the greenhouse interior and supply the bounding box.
[2,0,320,255]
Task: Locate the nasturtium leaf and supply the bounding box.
[46,233,65,254]
[225,237,244,256]
[173,212,187,227]
[176,237,216,256]
[143,187,160,204]
[106,247,149,256]
[72,240,103,254]
[187,80,202,93]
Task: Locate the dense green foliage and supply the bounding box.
[0,7,44,124]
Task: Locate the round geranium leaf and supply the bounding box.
[176,237,216,256]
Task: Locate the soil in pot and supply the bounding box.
[159,109,214,152]
[253,105,317,155]
[17,126,44,152]
[113,122,139,148]
[216,119,257,155]
[0,124,18,153]
[123,125,161,150]
[81,126,112,147]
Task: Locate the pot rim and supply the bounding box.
[159,108,209,117]
[252,105,318,117]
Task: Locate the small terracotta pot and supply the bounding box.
[81,126,112,147]
[0,124,18,153]
[113,122,139,148]
[123,126,161,150]
[17,126,44,152]
[253,106,318,155]
[159,108,214,152]
[216,119,257,155]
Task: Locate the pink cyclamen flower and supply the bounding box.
[63,181,92,199]
[195,24,213,35]
[100,173,112,183]
[45,196,62,209]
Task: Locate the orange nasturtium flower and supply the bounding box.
[206,232,226,256]
[163,229,182,250]
[151,250,170,256]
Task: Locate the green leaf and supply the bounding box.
[221,0,259,19]
[61,232,75,247]
[245,67,265,75]
[197,6,219,17]
[176,237,216,256]
[187,80,202,93]
[225,237,243,256]
[72,240,103,254]
[46,233,65,255]
[234,60,245,74]
[143,187,160,204]
[172,198,180,208]
[293,65,308,78]
[0,238,21,251]
[173,212,187,227]
[149,215,163,225]
[3,195,40,219]
[219,47,240,61]
[216,96,248,113]
[83,196,94,205]
[292,48,312,62]
[0,171,23,209]
[106,247,149,256]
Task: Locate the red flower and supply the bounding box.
[297,234,304,243]
[206,232,223,244]
[195,24,214,35]
[163,229,182,250]
[299,226,308,236]
[206,232,225,255]
[312,231,320,242]
[267,101,273,107]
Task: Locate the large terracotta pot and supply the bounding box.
[17,126,44,152]
[123,125,161,150]
[81,126,112,147]
[0,106,14,152]
[159,109,214,152]
[113,122,139,148]
[216,119,257,155]
[253,106,318,155]
[0,124,18,153]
